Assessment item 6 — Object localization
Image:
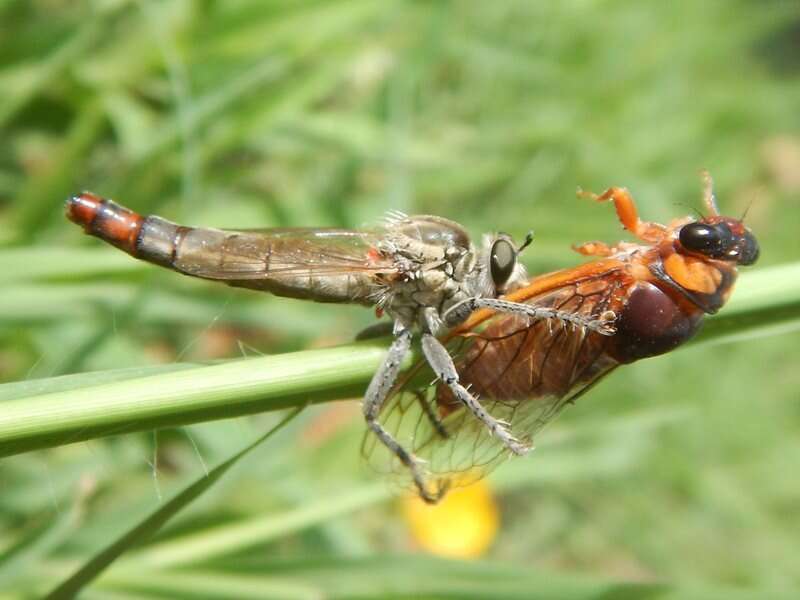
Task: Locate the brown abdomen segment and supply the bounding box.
[609,281,704,363]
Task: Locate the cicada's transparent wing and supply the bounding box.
[363,264,628,491]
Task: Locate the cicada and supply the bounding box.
[363,172,758,500]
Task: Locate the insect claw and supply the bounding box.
[508,438,531,456]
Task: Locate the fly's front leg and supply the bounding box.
[363,324,446,503]
[420,333,530,456]
[444,298,617,335]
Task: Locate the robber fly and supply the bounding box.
[363,172,758,500]
[66,194,612,502]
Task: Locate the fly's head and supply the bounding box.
[474,231,531,298]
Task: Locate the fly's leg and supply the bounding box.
[443,298,617,335]
[577,186,667,243]
[363,325,447,504]
[414,390,449,440]
[421,333,530,456]
[354,321,394,341]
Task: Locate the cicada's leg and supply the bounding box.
[577,186,667,243]
[700,170,721,216]
[420,333,530,456]
[572,241,615,257]
[363,325,447,504]
[443,298,617,335]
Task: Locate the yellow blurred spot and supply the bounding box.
[401,478,499,558]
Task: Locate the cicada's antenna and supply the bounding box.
[700,169,720,216]
[518,231,534,254]
[741,199,754,223]
[674,201,704,220]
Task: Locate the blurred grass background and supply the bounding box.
[1,0,799,598]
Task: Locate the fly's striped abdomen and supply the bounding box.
[66,192,395,304]
[66,192,187,269]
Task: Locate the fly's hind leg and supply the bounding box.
[414,390,449,440]
[420,333,530,456]
[363,325,447,504]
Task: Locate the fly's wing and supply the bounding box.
[362,262,628,489]
[167,226,400,304]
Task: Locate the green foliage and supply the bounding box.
[1,0,799,598]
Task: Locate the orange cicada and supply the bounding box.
[363,172,758,499]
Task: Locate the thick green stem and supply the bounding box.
[0,263,797,458]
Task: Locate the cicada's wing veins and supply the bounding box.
[363,264,630,489]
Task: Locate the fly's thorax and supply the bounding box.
[388,214,471,250]
[382,252,477,323]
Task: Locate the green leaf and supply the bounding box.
[43,407,302,600]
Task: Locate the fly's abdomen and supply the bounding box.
[66,192,185,269]
[66,192,385,304]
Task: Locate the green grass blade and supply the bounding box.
[43,407,302,600]
[96,556,800,600]
[693,262,800,345]
[0,501,79,592]
[126,483,389,569]
[0,339,401,457]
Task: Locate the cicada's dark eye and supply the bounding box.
[490,238,516,291]
[679,223,719,253]
[738,230,760,265]
[678,222,734,259]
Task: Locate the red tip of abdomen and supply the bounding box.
[65,192,104,227]
[65,192,144,255]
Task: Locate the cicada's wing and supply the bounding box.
[363,262,629,490]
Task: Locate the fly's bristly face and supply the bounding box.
[477,232,530,299]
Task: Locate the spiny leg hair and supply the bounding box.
[363,326,445,503]
[444,297,617,334]
[421,333,530,456]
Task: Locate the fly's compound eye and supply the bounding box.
[678,222,733,260]
[490,238,517,291]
